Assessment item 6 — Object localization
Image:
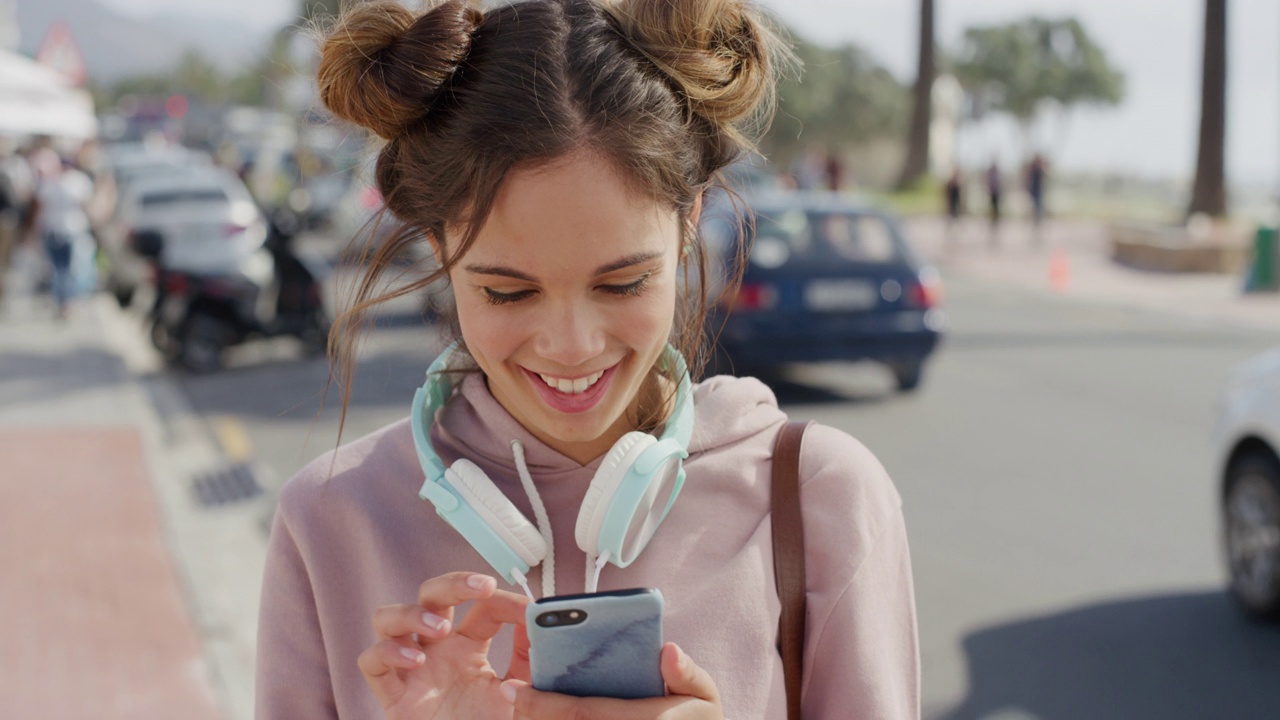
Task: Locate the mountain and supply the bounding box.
[15,0,273,83]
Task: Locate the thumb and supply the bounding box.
[660,643,719,703]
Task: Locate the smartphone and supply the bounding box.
[526,587,665,699]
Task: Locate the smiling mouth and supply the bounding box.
[535,368,607,395]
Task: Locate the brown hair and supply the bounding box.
[317,0,787,438]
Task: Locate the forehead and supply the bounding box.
[460,150,679,266]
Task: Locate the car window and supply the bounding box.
[817,213,901,263]
[138,187,229,208]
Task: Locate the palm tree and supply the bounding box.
[895,0,935,190]
[1188,0,1227,217]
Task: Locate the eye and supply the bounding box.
[483,287,536,306]
[599,273,652,297]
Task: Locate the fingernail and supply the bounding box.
[467,574,493,590]
[422,612,448,632]
[500,680,518,703]
[676,645,687,671]
[400,647,425,663]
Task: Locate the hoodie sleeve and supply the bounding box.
[256,480,339,719]
[793,424,921,719]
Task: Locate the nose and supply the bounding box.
[532,298,606,368]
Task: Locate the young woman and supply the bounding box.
[256,1,919,718]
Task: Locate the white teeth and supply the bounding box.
[538,369,606,395]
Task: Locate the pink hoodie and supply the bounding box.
[256,373,919,718]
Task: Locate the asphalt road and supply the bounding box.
[173,272,1280,719]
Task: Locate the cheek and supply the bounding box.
[455,297,524,362]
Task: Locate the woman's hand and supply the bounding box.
[500,642,723,720]
[357,572,531,720]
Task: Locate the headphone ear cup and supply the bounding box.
[445,459,548,566]
[575,432,653,554]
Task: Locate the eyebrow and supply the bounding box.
[463,251,663,281]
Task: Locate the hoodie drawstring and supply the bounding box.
[511,439,555,599]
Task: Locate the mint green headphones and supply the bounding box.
[410,341,694,585]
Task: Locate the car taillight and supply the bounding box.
[905,269,943,309]
[729,282,778,312]
[163,273,190,296]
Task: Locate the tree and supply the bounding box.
[763,35,908,164]
[895,0,935,190]
[1188,0,1227,217]
[954,17,1124,156]
[300,0,343,22]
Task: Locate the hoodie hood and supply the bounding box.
[429,372,787,478]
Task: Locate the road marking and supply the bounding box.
[211,416,254,464]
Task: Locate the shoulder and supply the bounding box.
[790,422,904,576]
[276,417,418,528]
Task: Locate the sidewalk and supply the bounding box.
[0,244,265,720]
[904,215,1280,332]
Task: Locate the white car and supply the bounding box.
[118,165,268,275]
[1214,348,1280,619]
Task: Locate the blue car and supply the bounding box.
[703,192,945,391]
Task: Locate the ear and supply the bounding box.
[425,231,446,269]
[681,193,704,263]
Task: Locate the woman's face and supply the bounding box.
[446,149,684,465]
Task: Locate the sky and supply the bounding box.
[94,0,1280,189]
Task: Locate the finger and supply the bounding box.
[505,624,531,683]
[417,572,498,615]
[372,604,453,642]
[455,590,530,643]
[661,643,720,703]
[357,639,424,707]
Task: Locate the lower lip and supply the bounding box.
[524,364,617,414]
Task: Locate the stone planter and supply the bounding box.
[1109,221,1249,274]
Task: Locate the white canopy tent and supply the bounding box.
[0,49,96,139]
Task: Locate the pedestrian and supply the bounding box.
[824,150,844,192]
[0,137,34,307]
[256,1,918,719]
[986,159,1002,248]
[30,149,96,320]
[944,167,963,248]
[1026,152,1047,243]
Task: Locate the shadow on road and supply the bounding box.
[935,591,1280,720]
[0,348,130,405]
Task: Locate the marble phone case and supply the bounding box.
[526,588,665,699]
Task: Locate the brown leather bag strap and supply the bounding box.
[772,419,812,720]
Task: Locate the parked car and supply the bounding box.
[100,143,216,304]
[119,164,268,275]
[1214,348,1280,619]
[703,191,944,391]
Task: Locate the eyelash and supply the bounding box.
[482,274,652,306]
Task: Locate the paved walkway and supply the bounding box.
[904,215,1280,332]
[0,279,223,718]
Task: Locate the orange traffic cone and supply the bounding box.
[1049,248,1071,293]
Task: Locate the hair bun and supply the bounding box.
[317,0,482,140]
[608,0,780,136]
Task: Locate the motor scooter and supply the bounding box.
[138,211,332,373]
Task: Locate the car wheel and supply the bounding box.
[179,314,230,374]
[891,360,924,392]
[1224,451,1280,619]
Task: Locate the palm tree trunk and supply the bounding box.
[1189,0,1227,217]
[895,0,935,190]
